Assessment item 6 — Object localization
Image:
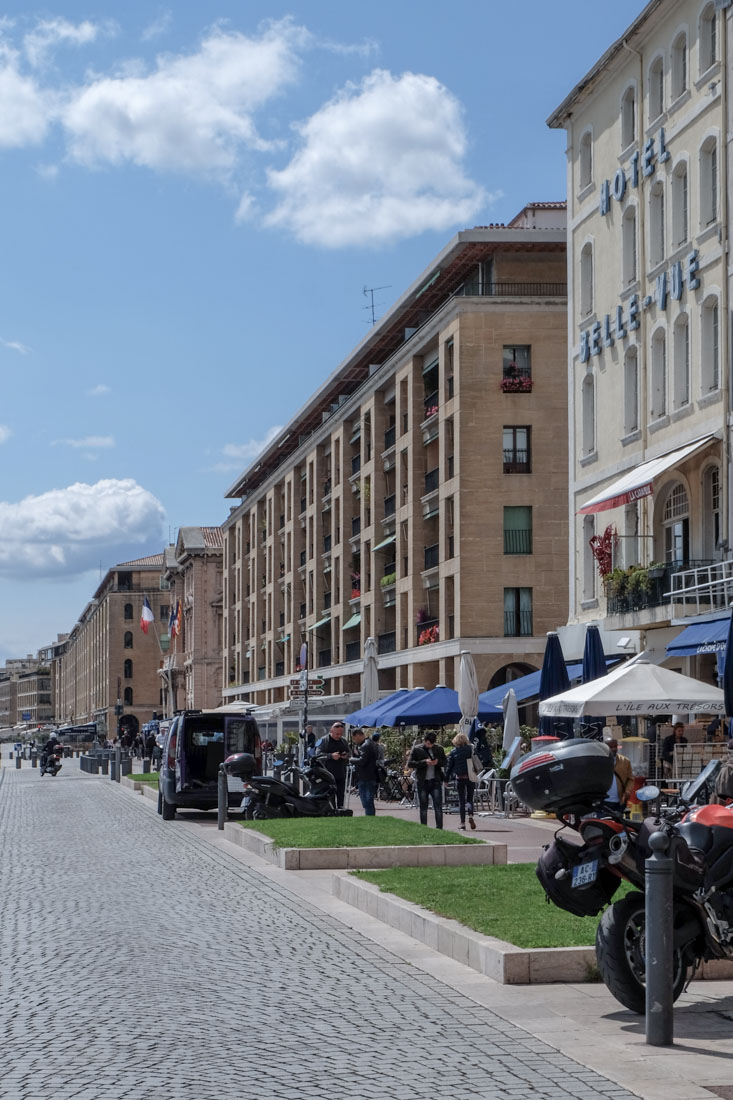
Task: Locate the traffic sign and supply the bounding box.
[289,677,325,688]
[289,687,325,698]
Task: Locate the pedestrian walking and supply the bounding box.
[407,731,446,829]
[445,732,477,830]
[350,728,379,815]
[316,721,349,808]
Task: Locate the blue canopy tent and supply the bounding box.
[346,688,414,727]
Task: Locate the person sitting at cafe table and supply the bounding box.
[604,739,634,808]
[661,722,688,776]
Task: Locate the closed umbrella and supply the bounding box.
[502,688,520,752]
[581,624,607,740]
[361,636,379,709]
[723,609,733,725]
[458,651,479,735]
[538,631,572,739]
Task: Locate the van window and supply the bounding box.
[225,718,258,756]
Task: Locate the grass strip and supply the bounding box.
[240,815,481,849]
[129,773,159,785]
[354,864,631,948]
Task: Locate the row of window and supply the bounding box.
[580,300,720,454]
[578,3,718,179]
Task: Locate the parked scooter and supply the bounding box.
[224,753,353,818]
[511,740,733,1014]
[40,751,62,777]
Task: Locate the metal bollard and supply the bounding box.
[646,830,674,1047]
[31,753,38,768]
[217,765,228,830]
[15,754,21,769]
[100,757,109,776]
[110,757,118,781]
[143,757,151,774]
[114,747,121,783]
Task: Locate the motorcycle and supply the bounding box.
[40,750,62,777]
[511,738,733,1014]
[224,752,354,819]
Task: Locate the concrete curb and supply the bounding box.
[223,821,507,870]
[332,872,595,984]
[120,776,142,793]
[141,783,159,804]
[332,873,733,986]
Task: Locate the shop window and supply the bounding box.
[649,55,664,121]
[650,329,667,420]
[671,162,688,246]
[700,137,718,227]
[579,130,593,189]
[623,348,639,434]
[649,181,665,267]
[700,4,717,74]
[580,243,593,316]
[621,85,635,149]
[581,372,595,455]
[671,32,687,100]
[622,206,637,284]
[701,296,720,392]
[672,315,690,409]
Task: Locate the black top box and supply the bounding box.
[510,738,615,814]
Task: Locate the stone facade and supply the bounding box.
[222,205,569,705]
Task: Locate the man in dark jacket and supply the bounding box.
[316,722,349,808]
[407,731,447,829]
[350,728,379,815]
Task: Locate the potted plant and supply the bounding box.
[380,572,397,588]
[626,566,650,600]
[647,561,665,580]
[604,567,628,600]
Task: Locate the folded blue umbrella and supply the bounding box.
[539,631,573,739]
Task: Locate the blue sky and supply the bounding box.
[0,1,645,660]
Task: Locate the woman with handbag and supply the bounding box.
[444,732,480,830]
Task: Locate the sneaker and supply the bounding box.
[469,816,476,830]
[459,823,466,830]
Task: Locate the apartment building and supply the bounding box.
[222,204,569,706]
[161,526,224,714]
[0,657,39,728]
[16,665,53,726]
[549,0,730,678]
[55,555,171,740]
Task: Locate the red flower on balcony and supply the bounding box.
[418,625,439,645]
[350,588,361,600]
[424,404,439,419]
[500,376,533,393]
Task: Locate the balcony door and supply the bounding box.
[660,483,689,565]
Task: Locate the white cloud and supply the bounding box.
[211,425,283,472]
[0,478,166,578]
[87,383,111,397]
[0,425,11,444]
[141,11,172,43]
[0,45,50,147]
[61,21,305,177]
[0,336,30,354]
[24,18,102,69]
[265,69,487,247]
[53,435,115,449]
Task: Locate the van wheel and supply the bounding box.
[157,790,163,815]
[161,795,176,820]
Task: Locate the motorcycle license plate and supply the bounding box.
[572,860,598,888]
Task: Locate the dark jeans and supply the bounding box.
[417,778,443,829]
[325,764,347,808]
[455,777,475,824]
[357,779,377,816]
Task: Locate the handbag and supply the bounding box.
[466,750,482,783]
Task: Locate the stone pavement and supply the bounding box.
[0,761,635,1100]
[4,759,733,1100]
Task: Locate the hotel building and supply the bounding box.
[549,0,731,677]
[221,204,570,707]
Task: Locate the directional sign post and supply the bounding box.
[299,642,309,752]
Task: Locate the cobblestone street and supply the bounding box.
[0,765,638,1100]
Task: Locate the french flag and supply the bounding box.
[140,597,154,633]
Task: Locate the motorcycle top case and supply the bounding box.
[537,833,621,917]
[223,752,256,779]
[511,738,615,815]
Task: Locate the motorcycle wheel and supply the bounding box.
[595,891,691,1014]
[243,805,256,820]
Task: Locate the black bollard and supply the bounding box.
[31,753,38,768]
[110,756,118,781]
[217,765,228,830]
[142,757,151,774]
[114,747,121,783]
[15,754,21,769]
[646,829,674,1046]
[100,757,109,776]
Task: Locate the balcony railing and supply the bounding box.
[606,560,715,616]
[351,516,361,538]
[384,425,396,449]
[668,558,733,615]
[323,479,332,497]
[424,468,439,494]
[423,391,439,420]
[377,631,396,655]
[460,281,567,297]
[417,618,439,645]
[504,528,532,554]
[503,448,530,473]
[501,365,533,393]
[504,610,533,637]
[383,494,396,518]
[345,640,360,662]
[424,544,440,570]
[323,535,331,554]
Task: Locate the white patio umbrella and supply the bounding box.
[539,658,725,718]
[361,636,379,709]
[502,687,521,751]
[458,651,480,734]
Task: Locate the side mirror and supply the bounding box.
[636,785,660,802]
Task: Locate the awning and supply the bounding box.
[308,615,331,630]
[343,613,361,630]
[372,534,396,552]
[579,435,716,514]
[666,617,729,657]
[277,634,290,643]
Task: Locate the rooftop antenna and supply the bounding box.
[363,284,391,326]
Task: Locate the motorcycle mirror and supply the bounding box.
[635,785,660,802]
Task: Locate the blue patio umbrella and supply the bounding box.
[539,632,573,739]
[347,688,414,727]
[723,609,733,724]
[391,686,462,726]
[581,624,607,740]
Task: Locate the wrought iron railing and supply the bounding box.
[503,448,530,473]
[424,468,439,494]
[460,282,567,297]
[504,609,533,637]
[378,631,396,654]
[606,560,715,615]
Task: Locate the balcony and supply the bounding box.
[606,560,715,618]
[424,468,439,495]
[351,454,361,476]
[504,610,533,637]
[384,424,396,450]
[377,631,396,655]
[424,544,440,570]
[317,649,331,668]
[300,497,307,515]
[503,448,531,473]
[345,640,360,663]
[417,619,440,646]
[504,528,532,555]
[322,478,332,501]
[501,365,532,394]
[323,535,332,554]
[459,281,567,297]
